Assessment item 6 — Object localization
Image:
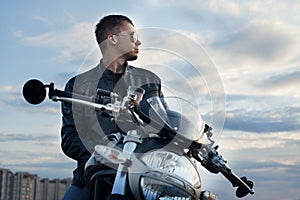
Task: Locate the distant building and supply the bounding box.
[12,172,40,200]
[0,168,71,200]
[0,168,14,200]
[40,178,71,200]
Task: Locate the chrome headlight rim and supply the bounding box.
[128,149,201,200]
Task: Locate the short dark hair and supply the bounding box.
[95,14,134,45]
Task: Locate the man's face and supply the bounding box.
[114,22,141,61]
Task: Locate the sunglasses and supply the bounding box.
[114,31,139,43]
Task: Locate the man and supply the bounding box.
[61,14,163,199]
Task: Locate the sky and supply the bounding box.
[1,0,300,199]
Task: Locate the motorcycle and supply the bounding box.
[22,79,254,200]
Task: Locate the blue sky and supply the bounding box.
[1,0,300,199]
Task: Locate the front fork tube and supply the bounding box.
[111,130,140,196]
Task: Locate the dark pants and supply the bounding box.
[62,185,89,200]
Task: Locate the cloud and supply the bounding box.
[212,20,300,67]
[0,85,14,92]
[0,95,60,115]
[219,130,300,151]
[15,22,98,63]
[139,1,300,102]
[0,83,60,115]
[32,15,54,25]
[0,149,74,179]
[224,112,300,133]
[146,0,162,8]
[0,132,71,179]
[149,1,300,95]
[202,0,241,16]
[159,0,300,24]
[147,0,242,16]
[0,133,57,142]
[253,71,300,95]
[222,95,300,133]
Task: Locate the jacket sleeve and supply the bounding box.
[60,78,91,163]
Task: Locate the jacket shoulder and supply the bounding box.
[64,66,100,93]
[127,65,161,81]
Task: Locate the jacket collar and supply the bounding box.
[99,59,129,75]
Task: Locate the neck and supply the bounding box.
[102,57,126,73]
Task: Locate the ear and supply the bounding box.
[108,34,118,44]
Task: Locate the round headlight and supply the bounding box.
[140,176,193,200]
[129,150,201,200]
[140,150,201,188]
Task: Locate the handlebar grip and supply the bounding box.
[220,167,254,197]
[97,88,111,97]
[47,82,94,102]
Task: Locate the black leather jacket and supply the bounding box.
[61,62,162,187]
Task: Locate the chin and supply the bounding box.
[126,55,138,61]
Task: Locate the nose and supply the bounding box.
[136,39,141,46]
